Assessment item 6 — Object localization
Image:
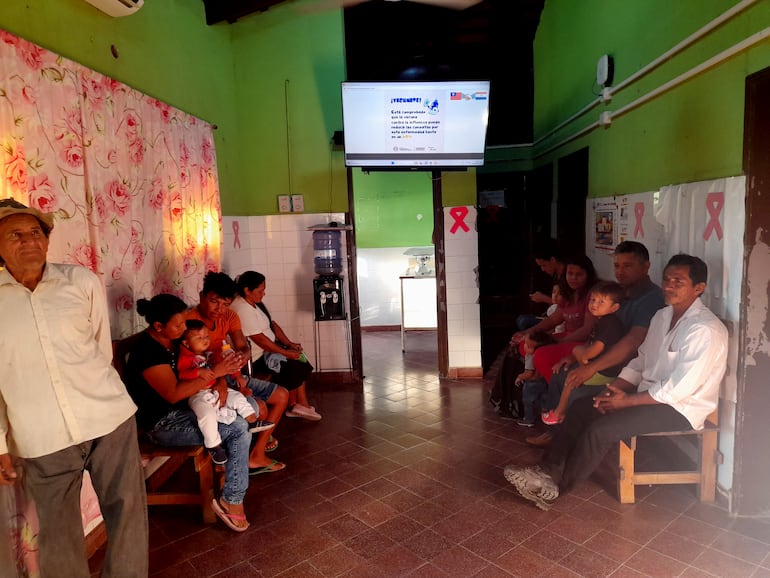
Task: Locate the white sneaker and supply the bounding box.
[503,465,559,510]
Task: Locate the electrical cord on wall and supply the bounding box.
[328,144,334,215]
[284,79,293,197]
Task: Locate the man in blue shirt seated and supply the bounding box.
[526,240,665,446]
[505,254,728,510]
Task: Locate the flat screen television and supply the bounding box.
[341,80,490,170]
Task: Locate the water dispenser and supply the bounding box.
[313,276,345,321]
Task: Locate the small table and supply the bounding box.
[400,275,438,352]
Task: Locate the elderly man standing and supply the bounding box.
[505,254,728,510]
[0,199,147,577]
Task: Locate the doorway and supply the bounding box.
[349,170,439,374]
[556,147,589,256]
[476,166,553,372]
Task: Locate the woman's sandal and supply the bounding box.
[211,498,249,532]
[265,436,278,452]
[248,459,286,475]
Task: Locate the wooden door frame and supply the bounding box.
[735,67,770,516]
[432,170,449,377]
[344,166,364,383]
[345,168,449,378]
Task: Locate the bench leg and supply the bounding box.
[194,453,216,523]
[698,430,718,502]
[618,438,636,504]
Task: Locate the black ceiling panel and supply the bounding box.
[203,0,288,24]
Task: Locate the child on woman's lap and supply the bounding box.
[541,281,625,425]
[179,320,274,464]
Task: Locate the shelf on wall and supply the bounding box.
[307,224,354,231]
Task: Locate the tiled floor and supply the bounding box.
[104,330,770,577]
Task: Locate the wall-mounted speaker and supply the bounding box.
[331,130,344,151]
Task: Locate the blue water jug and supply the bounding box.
[313,230,342,275]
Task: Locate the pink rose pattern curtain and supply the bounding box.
[0,29,222,338]
[0,30,223,576]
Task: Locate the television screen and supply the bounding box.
[341,80,490,169]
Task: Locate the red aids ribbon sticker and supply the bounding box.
[449,206,470,234]
[634,202,645,238]
[702,191,724,241]
[486,205,500,223]
[232,220,241,249]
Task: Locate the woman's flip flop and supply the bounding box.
[211,498,250,532]
[248,459,285,475]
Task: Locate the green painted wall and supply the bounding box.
[0,0,478,230]
[228,2,349,215]
[0,0,239,202]
[350,168,478,248]
[532,0,770,198]
[352,170,433,248]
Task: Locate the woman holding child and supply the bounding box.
[511,254,598,383]
[123,294,254,532]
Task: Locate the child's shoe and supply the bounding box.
[541,410,564,426]
[247,419,275,433]
[207,444,228,465]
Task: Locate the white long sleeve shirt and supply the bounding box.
[618,298,728,430]
[0,263,136,458]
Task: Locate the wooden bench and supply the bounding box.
[113,333,217,524]
[617,409,721,504]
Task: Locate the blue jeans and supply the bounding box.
[147,409,250,505]
[547,363,608,411]
[521,379,547,421]
[242,376,279,416]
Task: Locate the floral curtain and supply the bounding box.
[0,29,223,577]
[0,29,222,339]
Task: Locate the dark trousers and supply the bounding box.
[253,355,313,391]
[542,395,691,492]
[24,417,148,578]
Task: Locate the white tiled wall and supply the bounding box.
[357,247,413,326]
[221,213,350,372]
[221,207,482,375]
[444,205,481,370]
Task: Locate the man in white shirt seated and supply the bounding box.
[504,253,728,510]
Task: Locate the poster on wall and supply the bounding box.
[593,199,618,250]
[657,176,746,402]
[586,191,662,287]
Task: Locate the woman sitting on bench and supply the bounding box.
[123,294,255,532]
[231,271,321,421]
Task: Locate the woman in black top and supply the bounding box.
[124,293,252,532]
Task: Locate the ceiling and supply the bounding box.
[203,0,288,25]
[201,0,543,29]
[202,0,544,145]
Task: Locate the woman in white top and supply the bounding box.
[231,271,321,421]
